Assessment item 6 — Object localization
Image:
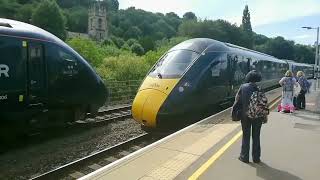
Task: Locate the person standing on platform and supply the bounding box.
[297,71,309,109]
[232,70,267,163]
[278,70,297,113]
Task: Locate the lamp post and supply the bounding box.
[302,26,319,79]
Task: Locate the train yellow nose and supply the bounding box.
[132,89,167,127]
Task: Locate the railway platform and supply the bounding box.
[80,83,320,180]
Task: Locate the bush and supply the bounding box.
[126,38,139,47]
[111,36,125,48]
[130,43,145,56]
[97,54,149,81]
[67,37,106,67]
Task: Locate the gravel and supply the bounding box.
[0,118,145,179]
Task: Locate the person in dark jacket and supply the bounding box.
[233,70,263,163]
[297,71,309,109]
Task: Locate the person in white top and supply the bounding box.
[278,70,298,113]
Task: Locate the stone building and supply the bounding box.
[88,0,108,41]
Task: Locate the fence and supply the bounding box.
[106,80,142,105]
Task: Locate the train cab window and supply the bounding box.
[149,50,199,78]
[58,49,77,63]
[52,47,79,76]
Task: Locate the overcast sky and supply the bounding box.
[118,0,320,45]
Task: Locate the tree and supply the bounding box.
[262,36,295,59]
[241,5,253,48]
[139,36,155,52]
[293,44,315,64]
[253,33,269,46]
[130,42,145,56]
[31,0,66,40]
[64,6,88,33]
[0,0,21,18]
[105,0,119,12]
[15,3,34,23]
[110,35,125,48]
[183,12,197,21]
[124,26,142,39]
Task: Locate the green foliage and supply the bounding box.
[124,26,142,39]
[293,44,315,64]
[105,0,119,12]
[0,0,21,18]
[126,38,139,47]
[1,0,316,71]
[64,6,88,33]
[241,5,253,48]
[139,36,155,52]
[183,12,197,21]
[110,35,125,48]
[130,42,145,56]
[254,33,269,45]
[31,0,66,40]
[67,37,105,67]
[255,36,295,59]
[97,54,149,81]
[178,19,247,46]
[242,5,252,33]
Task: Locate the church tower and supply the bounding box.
[88,0,108,41]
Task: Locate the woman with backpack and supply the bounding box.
[279,70,298,113]
[232,70,268,163]
[297,71,309,109]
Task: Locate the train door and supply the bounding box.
[228,54,247,96]
[27,42,47,107]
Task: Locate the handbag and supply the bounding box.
[231,99,242,121]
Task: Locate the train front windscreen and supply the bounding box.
[148,50,199,79]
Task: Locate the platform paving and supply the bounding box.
[194,85,320,180]
[80,88,282,180]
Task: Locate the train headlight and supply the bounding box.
[178,86,184,92]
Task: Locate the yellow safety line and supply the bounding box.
[188,131,243,180]
[189,96,282,180]
[269,97,281,109]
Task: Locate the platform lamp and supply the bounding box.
[302,26,319,79]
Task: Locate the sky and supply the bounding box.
[118,0,320,45]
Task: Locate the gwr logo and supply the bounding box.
[0,64,9,78]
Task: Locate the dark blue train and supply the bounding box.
[0,19,108,136]
[132,38,313,129]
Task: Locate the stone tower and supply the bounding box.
[88,0,108,41]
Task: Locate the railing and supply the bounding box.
[106,80,142,105]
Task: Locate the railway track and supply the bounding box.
[30,132,164,180]
[75,105,132,126]
[29,94,282,180]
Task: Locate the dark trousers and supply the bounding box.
[240,117,262,161]
[297,90,306,109]
[293,96,297,108]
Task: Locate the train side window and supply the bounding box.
[30,47,41,59]
[210,53,227,77]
